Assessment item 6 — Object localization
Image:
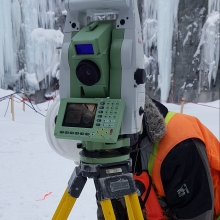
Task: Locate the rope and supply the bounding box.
[0,91,47,118]
[184,101,220,110]
[155,99,220,110]
[13,96,46,117]
[4,96,11,117]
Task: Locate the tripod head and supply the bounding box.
[45,0,146,164]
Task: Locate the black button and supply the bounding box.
[99,106,104,109]
[98,111,103,113]
[65,131,69,134]
[98,115,102,118]
[60,131,64,134]
[80,132,84,135]
[100,102,105,105]
[85,133,90,136]
[70,132,74,134]
[96,123,100,126]
[75,132,79,135]
[97,119,101,122]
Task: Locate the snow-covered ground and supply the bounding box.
[0,89,219,220]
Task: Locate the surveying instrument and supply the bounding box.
[46,0,146,219]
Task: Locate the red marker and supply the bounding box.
[36,192,52,201]
[110,129,113,135]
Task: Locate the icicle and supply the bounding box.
[195,0,220,88]
[208,0,220,14]
[157,0,179,102]
[21,0,39,76]
[0,0,16,88]
[142,0,158,57]
[143,0,179,101]
[0,0,5,87]
[12,0,22,51]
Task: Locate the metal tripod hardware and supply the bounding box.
[52,160,144,220]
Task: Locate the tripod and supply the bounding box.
[52,160,144,220]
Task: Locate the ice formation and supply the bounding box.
[0,0,64,94]
[0,0,219,98]
[27,28,63,84]
[142,0,179,101]
[194,0,220,88]
[0,0,20,86]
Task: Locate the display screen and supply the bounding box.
[75,44,94,55]
[62,103,97,128]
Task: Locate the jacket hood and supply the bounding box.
[144,95,167,143]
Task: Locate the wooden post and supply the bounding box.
[180,98,185,113]
[22,94,25,111]
[11,95,15,121]
[171,80,174,103]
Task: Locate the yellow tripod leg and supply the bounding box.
[52,188,77,220]
[124,194,144,220]
[100,199,116,220]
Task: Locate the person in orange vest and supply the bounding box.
[97,95,220,220]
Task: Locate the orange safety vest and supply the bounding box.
[148,112,220,219]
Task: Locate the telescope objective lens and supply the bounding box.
[76,60,101,86]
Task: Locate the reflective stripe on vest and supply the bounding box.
[148,112,176,176]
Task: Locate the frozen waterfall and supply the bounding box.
[142,0,179,102]
[0,0,219,100]
[0,0,64,94]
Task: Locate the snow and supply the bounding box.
[183,31,192,46]
[29,28,63,85]
[0,88,219,219]
[186,83,193,88]
[25,73,40,93]
[0,89,97,220]
[180,82,186,90]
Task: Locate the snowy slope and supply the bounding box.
[0,89,219,220]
